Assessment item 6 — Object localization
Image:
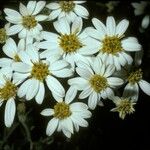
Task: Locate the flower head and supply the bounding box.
[4,1,47,39]
[41,87,91,138]
[46,1,89,23]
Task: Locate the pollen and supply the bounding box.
[22,15,37,29]
[0,28,7,44]
[128,69,143,84]
[54,102,71,119]
[59,34,82,53]
[89,74,108,92]
[113,99,136,119]
[59,1,75,12]
[14,54,21,62]
[0,80,17,100]
[31,62,49,81]
[102,36,122,54]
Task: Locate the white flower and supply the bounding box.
[110,95,136,120]
[41,87,91,138]
[46,1,89,23]
[131,1,147,16]
[12,44,73,104]
[4,1,47,39]
[38,17,100,71]
[0,67,18,127]
[0,23,11,44]
[85,16,142,70]
[124,68,150,101]
[68,57,124,110]
[0,38,25,68]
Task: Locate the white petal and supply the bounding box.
[46,76,65,98]
[61,118,73,134]
[18,51,32,65]
[40,108,54,116]
[5,98,16,127]
[139,80,150,96]
[93,57,102,74]
[18,39,25,51]
[17,79,32,98]
[2,38,17,58]
[52,69,73,78]
[106,16,116,36]
[18,28,27,38]
[12,62,31,73]
[46,118,58,136]
[92,18,106,39]
[88,92,98,110]
[13,72,30,85]
[79,85,93,99]
[141,15,150,29]
[104,65,115,77]
[48,9,61,20]
[7,25,23,35]
[26,44,39,63]
[74,5,89,18]
[0,58,13,68]
[35,82,45,104]
[50,60,69,71]
[19,3,29,16]
[76,67,92,79]
[53,17,70,34]
[70,102,88,111]
[41,31,59,41]
[107,77,123,86]
[71,114,88,127]
[62,129,72,138]
[26,79,39,100]
[35,15,48,21]
[27,1,36,15]
[116,19,129,37]
[65,86,77,104]
[122,38,141,51]
[32,1,46,15]
[71,17,82,34]
[4,8,22,19]
[68,77,88,90]
[46,2,60,10]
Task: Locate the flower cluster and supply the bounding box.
[0,1,150,139]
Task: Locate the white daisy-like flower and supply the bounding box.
[4,1,47,39]
[0,67,18,127]
[0,23,11,44]
[41,87,91,138]
[110,95,136,120]
[46,1,89,23]
[38,17,100,70]
[124,68,150,101]
[85,16,142,70]
[68,57,124,110]
[12,44,73,104]
[0,38,25,68]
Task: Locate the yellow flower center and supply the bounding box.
[89,74,108,92]
[128,69,143,84]
[22,15,37,29]
[0,28,7,44]
[0,80,17,100]
[115,99,135,119]
[31,62,49,81]
[59,34,82,53]
[54,102,71,119]
[102,36,122,54]
[59,1,75,12]
[14,54,21,62]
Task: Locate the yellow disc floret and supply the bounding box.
[54,102,71,119]
[59,1,75,12]
[89,74,108,92]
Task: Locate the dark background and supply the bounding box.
[0,1,150,150]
